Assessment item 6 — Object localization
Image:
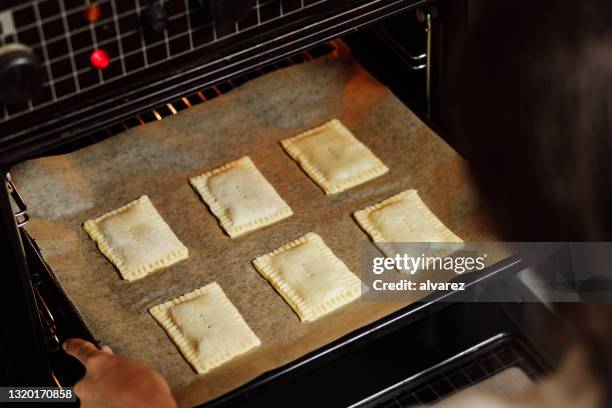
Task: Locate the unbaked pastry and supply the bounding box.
[150,282,261,374]
[252,232,361,322]
[353,189,463,257]
[83,195,188,281]
[190,156,293,238]
[281,119,388,194]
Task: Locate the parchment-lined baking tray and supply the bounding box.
[10,57,498,406]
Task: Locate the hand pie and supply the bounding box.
[252,232,361,322]
[150,282,261,374]
[353,189,463,257]
[281,119,388,194]
[190,156,293,238]
[83,195,188,281]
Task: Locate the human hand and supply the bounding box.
[63,338,177,408]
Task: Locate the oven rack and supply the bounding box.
[355,335,543,407]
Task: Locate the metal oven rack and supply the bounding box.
[355,335,543,407]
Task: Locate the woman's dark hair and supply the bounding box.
[454,1,612,406]
[455,0,612,241]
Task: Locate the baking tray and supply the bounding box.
[10,56,499,406]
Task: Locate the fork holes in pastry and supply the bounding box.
[198,313,212,329]
[326,147,342,160]
[300,263,315,278]
[234,184,248,200]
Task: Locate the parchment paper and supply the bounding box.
[10,57,498,406]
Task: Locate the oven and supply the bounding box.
[0,0,572,406]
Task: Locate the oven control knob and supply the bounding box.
[141,5,168,33]
[0,43,42,105]
[203,0,255,22]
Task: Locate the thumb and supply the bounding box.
[63,338,102,366]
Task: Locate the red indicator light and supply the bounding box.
[84,4,101,23]
[90,49,110,70]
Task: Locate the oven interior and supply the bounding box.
[0,0,575,406]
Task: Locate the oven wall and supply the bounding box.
[344,0,475,153]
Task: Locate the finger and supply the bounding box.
[63,338,101,365]
[73,378,92,400]
[101,345,113,355]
